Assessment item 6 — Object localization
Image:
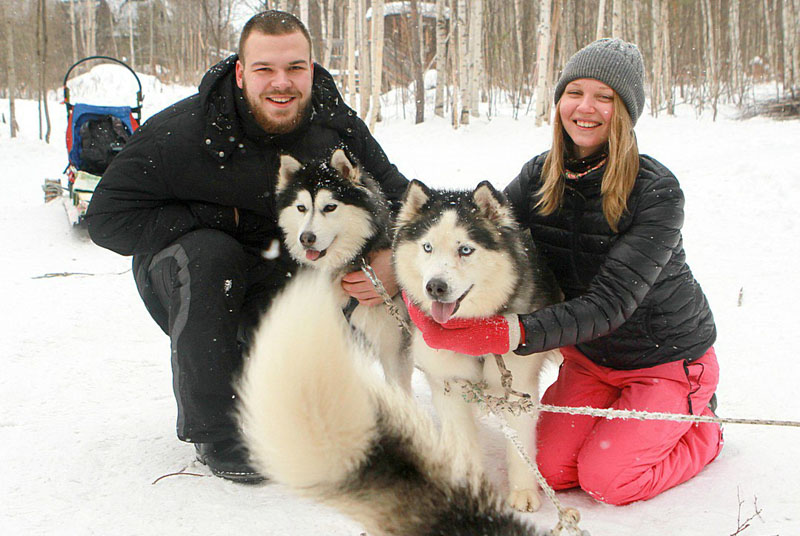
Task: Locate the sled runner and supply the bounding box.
[45,56,143,225]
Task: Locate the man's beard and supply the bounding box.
[242,78,311,135]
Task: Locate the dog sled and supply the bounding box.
[43,56,143,226]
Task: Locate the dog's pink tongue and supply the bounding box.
[430,301,457,324]
[305,249,321,261]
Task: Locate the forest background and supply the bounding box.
[1,0,799,140]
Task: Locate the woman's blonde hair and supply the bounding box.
[536,93,639,232]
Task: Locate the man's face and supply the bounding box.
[235,30,314,134]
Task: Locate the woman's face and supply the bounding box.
[559,78,615,159]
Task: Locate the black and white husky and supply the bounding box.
[393,179,563,512]
[274,149,412,391]
[236,270,541,535]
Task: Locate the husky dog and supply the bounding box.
[275,149,412,391]
[393,179,563,512]
[236,270,539,535]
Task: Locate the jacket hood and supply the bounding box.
[196,55,351,162]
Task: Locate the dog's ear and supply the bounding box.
[277,154,303,194]
[330,149,362,184]
[472,180,517,228]
[396,179,431,227]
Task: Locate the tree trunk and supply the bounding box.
[729,0,743,104]
[458,0,470,124]
[6,9,19,138]
[650,0,663,117]
[450,0,459,127]
[469,0,482,118]
[700,0,719,119]
[434,0,447,117]
[129,5,136,70]
[661,0,673,114]
[323,0,335,68]
[782,0,798,94]
[534,0,551,126]
[300,0,310,27]
[346,0,357,105]
[409,0,425,124]
[37,0,51,143]
[513,0,524,116]
[596,0,606,39]
[369,0,385,131]
[358,0,371,119]
[69,0,78,63]
[612,0,623,38]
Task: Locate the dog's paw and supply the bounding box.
[507,489,541,512]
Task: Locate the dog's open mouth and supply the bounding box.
[430,285,473,324]
[305,248,328,261]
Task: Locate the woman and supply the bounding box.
[405,38,722,506]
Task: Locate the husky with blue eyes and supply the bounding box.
[274,149,412,392]
[393,179,563,512]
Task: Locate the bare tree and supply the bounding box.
[596,0,606,39]
[358,0,372,119]
[468,0,482,118]
[69,0,78,63]
[345,0,357,105]
[36,0,51,143]
[434,0,447,117]
[5,2,19,137]
[409,0,425,124]
[534,0,552,126]
[457,0,470,124]
[729,0,744,104]
[369,0,385,131]
[701,0,720,119]
[612,0,623,38]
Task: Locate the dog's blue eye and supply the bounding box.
[422,242,432,253]
[323,204,337,213]
[296,205,307,213]
[459,245,474,256]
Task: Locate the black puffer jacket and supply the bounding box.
[504,152,716,370]
[86,56,407,284]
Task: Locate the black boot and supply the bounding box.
[195,438,266,483]
[707,393,718,415]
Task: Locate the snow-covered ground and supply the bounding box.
[1,65,799,535]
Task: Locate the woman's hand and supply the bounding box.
[403,292,524,356]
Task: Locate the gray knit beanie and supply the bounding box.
[554,38,646,125]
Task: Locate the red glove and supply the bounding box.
[402,292,524,356]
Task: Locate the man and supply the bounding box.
[86,10,407,482]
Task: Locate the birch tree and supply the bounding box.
[434,0,447,117]
[69,0,78,63]
[534,0,552,126]
[596,0,606,39]
[729,0,744,103]
[457,0,470,124]
[5,3,19,138]
[409,0,425,124]
[650,0,663,116]
[468,0,482,119]
[612,0,623,38]
[346,0,357,106]
[299,0,309,28]
[358,0,372,120]
[700,0,719,119]
[369,0,385,131]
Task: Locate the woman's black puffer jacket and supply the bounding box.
[504,152,716,370]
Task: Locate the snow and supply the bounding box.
[2,66,799,535]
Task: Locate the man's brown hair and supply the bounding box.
[238,10,313,63]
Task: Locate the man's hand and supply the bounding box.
[341,249,398,306]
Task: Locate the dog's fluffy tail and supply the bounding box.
[236,271,537,536]
[237,270,377,489]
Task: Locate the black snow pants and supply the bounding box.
[134,229,295,443]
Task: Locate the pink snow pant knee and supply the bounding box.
[536,346,723,506]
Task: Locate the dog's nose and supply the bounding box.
[426,278,448,299]
[300,232,316,248]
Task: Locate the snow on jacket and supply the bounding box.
[85,55,408,287]
[504,152,716,370]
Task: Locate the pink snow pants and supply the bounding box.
[536,346,723,506]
